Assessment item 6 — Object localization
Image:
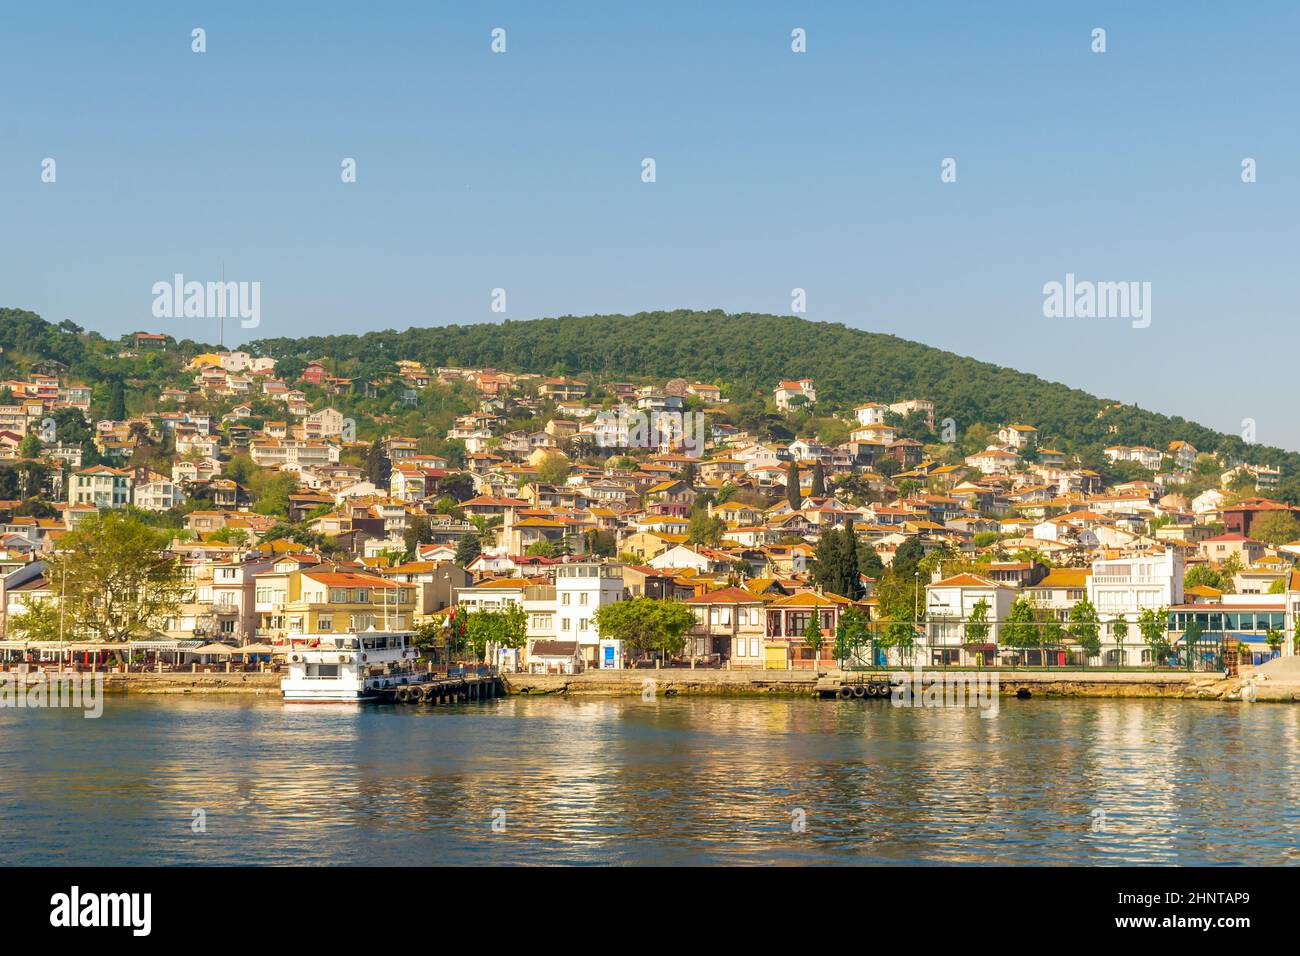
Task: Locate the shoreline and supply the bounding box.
[6,668,1297,702]
[502,668,1300,703]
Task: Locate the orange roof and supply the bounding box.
[302,571,397,588]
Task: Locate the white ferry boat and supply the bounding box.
[280,630,425,703]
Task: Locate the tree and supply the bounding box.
[834,606,872,665]
[593,598,694,660]
[857,541,884,580]
[535,452,571,486]
[8,595,61,641]
[18,433,42,459]
[1183,616,1204,669]
[108,378,127,420]
[1266,627,1283,658]
[1137,607,1170,665]
[892,537,924,582]
[1111,613,1130,660]
[964,598,991,649]
[404,514,433,559]
[454,533,481,567]
[812,525,853,597]
[1184,565,1228,591]
[810,461,825,498]
[1002,598,1038,650]
[1248,512,1300,546]
[47,512,184,642]
[785,460,801,510]
[686,509,725,546]
[1067,598,1102,659]
[461,603,527,662]
[366,441,391,489]
[802,614,824,662]
[875,456,901,479]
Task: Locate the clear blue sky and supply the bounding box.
[2,2,1296,445]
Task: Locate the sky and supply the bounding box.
[1,2,1296,445]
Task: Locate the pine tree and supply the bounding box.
[454,533,481,568]
[836,516,862,599]
[810,461,825,498]
[786,459,801,510]
[108,378,127,420]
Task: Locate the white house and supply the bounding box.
[553,561,625,667]
[774,379,816,411]
[924,572,1017,665]
[1086,548,1184,665]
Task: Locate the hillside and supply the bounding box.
[247,309,1285,477]
[0,306,1293,496]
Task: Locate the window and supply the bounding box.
[561,618,571,631]
[562,593,571,605]
[329,588,349,603]
[318,615,333,631]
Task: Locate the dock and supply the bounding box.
[373,673,503,705]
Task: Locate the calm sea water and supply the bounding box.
[1,694,1297,866]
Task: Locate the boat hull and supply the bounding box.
[281,685,377,703]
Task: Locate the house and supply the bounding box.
[773,379,816,411]
[304,407,346,439]
[526,640,582,675]
[965,447,1022,476]
[133,477,184,511]
[997,424,1038,450]
[133,332,170,351]
[887,399,935,429]
[1104,445,1163,471]
[552,561,625,667]
[538,378,588,402]
[1168,441,1198,472]
[762,590,852,669]
[1200,532,1266,568]
[683,587,767,666]
[1086,549,1184,666]
[854,402,887,426]
[67,466,133,509]
[300,362,329,385]
[1220,498,1300,538]
[924,572,1018,665]
[283,568,415,634]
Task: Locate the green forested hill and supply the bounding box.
[1,306,1294,494]
[246,308,1277,471]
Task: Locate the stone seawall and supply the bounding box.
[505,670,820,697]
[99,672,282,695]
[504,669,1300,702]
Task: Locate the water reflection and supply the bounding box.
[0,696,1295,865]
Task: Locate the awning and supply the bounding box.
[191,643,236,655]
